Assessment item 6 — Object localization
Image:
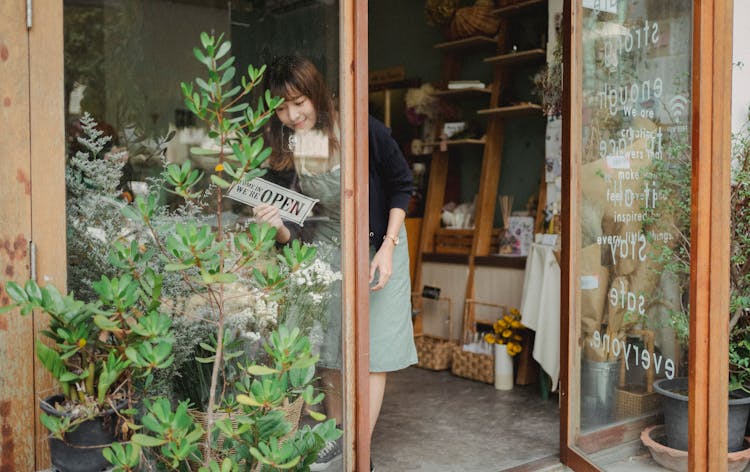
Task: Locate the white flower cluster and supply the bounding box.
[290,258,342,301]
[223,286,279,341]
[279,250,341,336]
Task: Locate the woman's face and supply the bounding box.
[276,93,317,131]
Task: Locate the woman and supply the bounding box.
[254,55,417,471]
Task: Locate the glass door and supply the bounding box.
[62,0,351,470]
[565,0,695,468]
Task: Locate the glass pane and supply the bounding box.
[64,1,344,470]
[575,0,692,468]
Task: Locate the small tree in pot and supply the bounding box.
[645,119,750,453]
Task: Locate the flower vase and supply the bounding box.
[494,344,514,390]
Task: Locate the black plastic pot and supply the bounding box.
[40,394,122,472]
[654,377,750,452]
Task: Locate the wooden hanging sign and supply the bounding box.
[227,177,318,226]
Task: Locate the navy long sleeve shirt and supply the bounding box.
[368,116,414,249]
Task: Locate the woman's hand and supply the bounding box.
[253,204,290,243]
[369,243,395,291]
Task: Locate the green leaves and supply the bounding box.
[164,161,204,199]
[102,442,142,472]
[137,398,204,468]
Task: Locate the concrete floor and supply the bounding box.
[369,367,678,472]
[371,367,560,472]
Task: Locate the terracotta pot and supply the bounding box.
[641,424,750,472]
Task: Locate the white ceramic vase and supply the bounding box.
[494,343,514,391]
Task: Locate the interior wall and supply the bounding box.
[369,1,547,222]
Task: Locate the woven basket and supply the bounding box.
[616,385,662,419]
[190,396,305,460]
[450,345,494,384]
[415,334,458,371]
[448,5,500,39]
[615,329,660,419]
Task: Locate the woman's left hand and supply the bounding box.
[369,244,395,291]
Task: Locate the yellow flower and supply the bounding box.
[77,338,87,348]
[215,163,225,172]
[490,307,524,354]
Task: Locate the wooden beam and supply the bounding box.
[340,0,370,471]
[689,0,732,469]
[0,2,35,471]
[29,1,66,468]
[560,0,584,466]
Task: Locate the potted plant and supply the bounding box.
[643,119,750,454]
[1,271,175,471]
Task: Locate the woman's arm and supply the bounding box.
[370,207,406,291]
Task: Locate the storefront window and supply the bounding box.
[575,0,692,466]
[63,1,345,469]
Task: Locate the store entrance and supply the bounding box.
[367,1,562,470]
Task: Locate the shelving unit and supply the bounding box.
[483,48,546,66]
[477,103,543,117]
[422,138,486,147]
[414,0,549,328]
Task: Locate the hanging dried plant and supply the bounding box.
[425,0,459,26]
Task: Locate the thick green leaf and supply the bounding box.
[131,433,167,447]
[245,365,279,376]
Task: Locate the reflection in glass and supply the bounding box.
[64,1,344,470]
[576,0,692,467]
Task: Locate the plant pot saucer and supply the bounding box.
[641,424,750,472]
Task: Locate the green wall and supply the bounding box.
[369,0,547,222]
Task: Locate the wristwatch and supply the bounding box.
[383,234,400,246]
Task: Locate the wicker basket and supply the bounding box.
[615,329,660,419]
[448,4,500,40]
[616,385,662,419]
[450,345,494,384]
[415,334,458,370]
[190,396,304,459]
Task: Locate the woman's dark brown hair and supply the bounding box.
[264,55,339,171]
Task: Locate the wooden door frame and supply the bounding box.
[0,1,65,470]
[341,1,371,471]
[0,2,36,470]
[560,1,734,470]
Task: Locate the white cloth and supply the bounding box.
[519,242,561,391]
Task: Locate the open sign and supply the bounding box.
[227,177,318,226]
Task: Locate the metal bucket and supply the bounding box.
[581,358,620,430]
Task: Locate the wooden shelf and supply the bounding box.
[430,87,492,97]
[477,103,543,117]
[423,138,486,147]
[493,0,547,16]
[484,48,546,66]
[434,36,497,51]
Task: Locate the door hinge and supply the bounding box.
[30,240,36,282]
[26,0,32,29]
